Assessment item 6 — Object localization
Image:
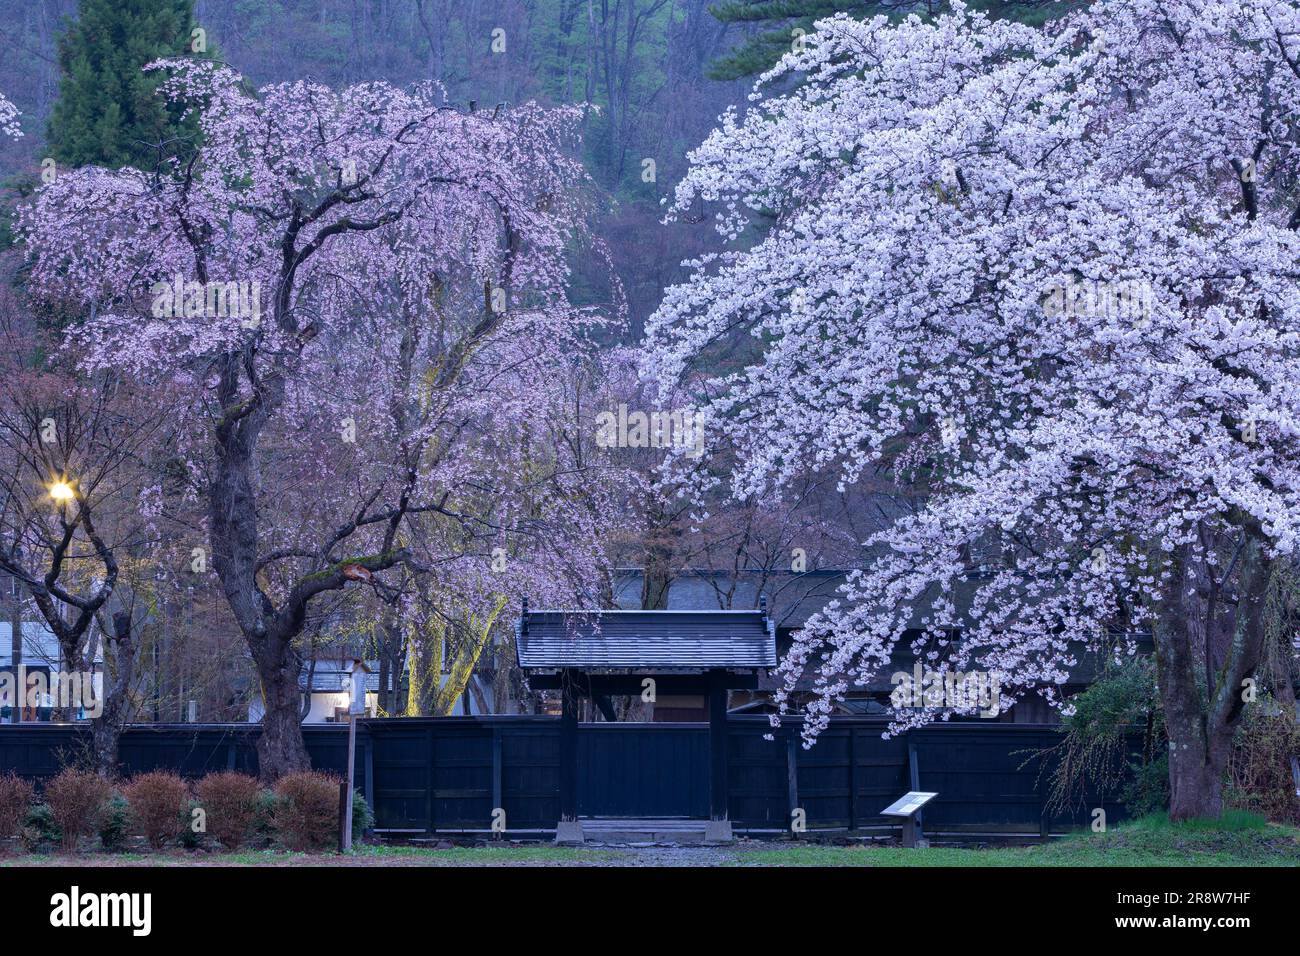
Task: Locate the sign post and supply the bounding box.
[881,791,939,848]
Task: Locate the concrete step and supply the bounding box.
[575,817,729,844]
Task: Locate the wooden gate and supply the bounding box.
[577,723,709,818]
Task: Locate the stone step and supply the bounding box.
[570,817,730,844]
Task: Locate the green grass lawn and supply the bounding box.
[737,812,1300,867]
[3,812,1295,866]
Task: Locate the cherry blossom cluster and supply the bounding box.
[0,92,19,139]
[645,1,1300,741]
[21,59,623,630]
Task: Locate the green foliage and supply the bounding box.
[708,1,1084,80]
[178,798,205,849]
[47,0,210,170]
[708,0,882,80]
[1119,753,1170,818]
[98,793,131,852]
[1046,656,1167,817]
[351,789,374,843]
[1121,808,1273,833]
[252,788,280,847]
[21,803,60,852]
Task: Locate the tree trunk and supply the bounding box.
[253,641,310,780]
[91,611,137,778]
[378,605,403,715]
[1155,538,1270,821]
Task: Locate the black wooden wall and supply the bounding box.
[0,717,1134,835]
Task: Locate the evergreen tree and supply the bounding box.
[47,0,206,170]
[708,1,1078,80]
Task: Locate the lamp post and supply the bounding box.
[48,480,75,504]
[47,479,75,721]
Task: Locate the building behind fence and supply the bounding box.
[0,716,1132,837]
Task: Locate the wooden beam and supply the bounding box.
[847,726,858,832]
[708,669,729,822]
[525,672,758,693]
[492,725,503,822]
[559,670,579,823]
[786,730,799,831]
[907,737,922,832]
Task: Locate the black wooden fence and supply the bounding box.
[0,716,1132,836]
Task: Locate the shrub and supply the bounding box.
[99,793,130,852]
[1045,657,1167,817]
[1228,706,1300,825]
[252,787,279,847]
[178,798,205,849]
[124,771,189,850]
[195,772,262,851]
[0,773,34,847]
[273,771,341,852]
[21,803,59,852]
[44,768,112,852]
[351,789,373,844]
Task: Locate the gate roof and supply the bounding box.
[516,608,777,673]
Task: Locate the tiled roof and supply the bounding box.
[516,610,777,670]
[612,568,848,629]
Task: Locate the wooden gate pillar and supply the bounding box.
[706,669,733,843]
[555,669,584,844]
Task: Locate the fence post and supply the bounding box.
[427,724,436,835]
[907,736,923,832]
[1038,753,1050,839]
[491,725,503,835]
[364,731,374,815]
[786,729,799,835]
[847,725,857,832]
[337,780,349,853]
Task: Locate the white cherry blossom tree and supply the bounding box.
[646,0,1300,818]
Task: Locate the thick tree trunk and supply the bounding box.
[1168,754,1225,819]
[253,641,310,780]
[1156,538,1270,821]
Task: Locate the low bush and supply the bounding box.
[44,768,112,852]
[124,771,189,850]
[178,798,205,849]
[252,788,279,847]
[99,793,130,852]
[0,772,34,847]
[351,789,374,843]
[21,803,59,852]
[1228,706,1300,825]
[273,771,341,852]
[195,772,262,851]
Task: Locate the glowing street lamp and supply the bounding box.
[48,481,76,503]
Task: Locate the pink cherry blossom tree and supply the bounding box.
[23,61,620,778]
[646,0,1300,818]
